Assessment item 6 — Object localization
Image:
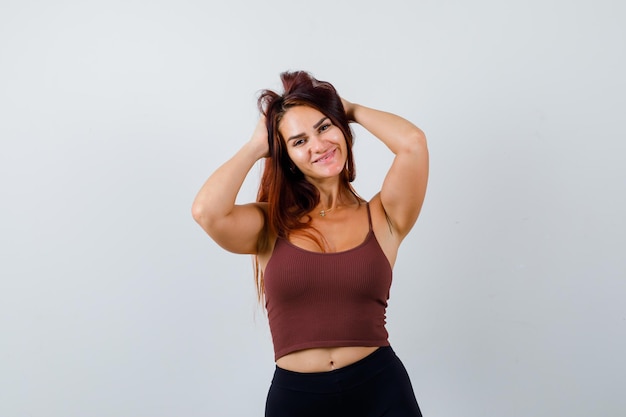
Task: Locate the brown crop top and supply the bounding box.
[263,203,392,360]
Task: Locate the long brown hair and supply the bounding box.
[253,71,359,299]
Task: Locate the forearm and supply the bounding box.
[348,103,426,154]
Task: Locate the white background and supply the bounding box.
[1,0,624,416]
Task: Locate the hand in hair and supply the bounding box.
[249,115,270,159]
[340,97,355,122]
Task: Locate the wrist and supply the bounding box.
[346,102,362,123]
[242,139,269,162]
[341,98,356,121]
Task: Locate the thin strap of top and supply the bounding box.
[365,202,373,232]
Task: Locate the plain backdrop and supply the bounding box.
[1,0,624,416]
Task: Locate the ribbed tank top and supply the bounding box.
[264,204,392,360]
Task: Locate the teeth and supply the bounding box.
[316,150,333,163]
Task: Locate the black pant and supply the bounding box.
[265,347,422,417]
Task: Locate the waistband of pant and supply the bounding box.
[270,346,398,393]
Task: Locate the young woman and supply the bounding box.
[192,71,429,416]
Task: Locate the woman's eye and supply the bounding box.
[319,124,331,132]
[294,138,305,146]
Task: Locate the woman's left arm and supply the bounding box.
[344,99,429,239]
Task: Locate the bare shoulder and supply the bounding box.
[368,193,402,267]
[254,202,278,269]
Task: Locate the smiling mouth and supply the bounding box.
[313,149,336,163]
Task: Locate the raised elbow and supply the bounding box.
[402,127,427,155]
[412,127,427,146]
[191,202,201,223]
[191,201,212,228]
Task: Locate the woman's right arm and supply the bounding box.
[191,118,269,254]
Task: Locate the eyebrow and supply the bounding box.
[287,117,329,142]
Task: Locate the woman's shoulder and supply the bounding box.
[366,193,392,236]
[366,193,384,218]
[366,193,403,264]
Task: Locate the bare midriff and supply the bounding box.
[275,346,380,373]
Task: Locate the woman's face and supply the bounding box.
[278,105,348,183]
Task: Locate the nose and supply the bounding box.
[309,134,326,153]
